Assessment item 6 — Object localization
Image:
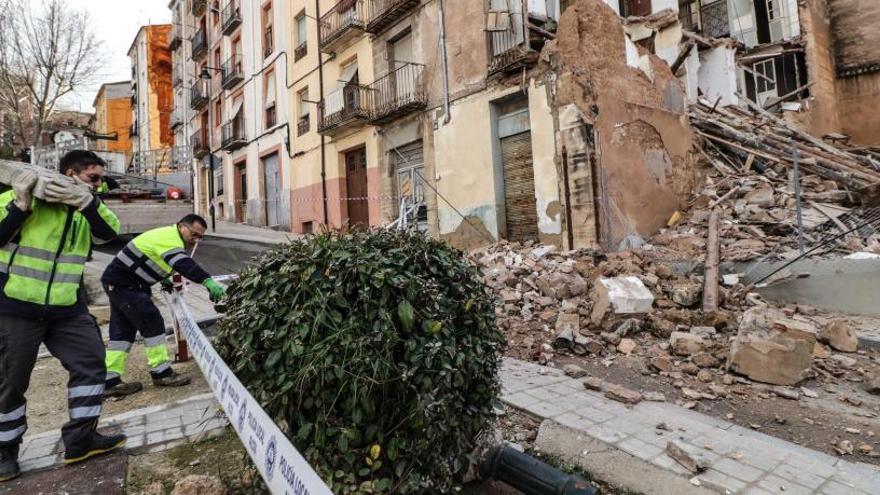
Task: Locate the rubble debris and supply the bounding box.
[604,384,642,405]
[665,440,711,473]
[583,377,604,391]
[771,387,801,401]
[617,338,637,355]
[643,391,666,402]
[834,439,855,455]
[728,335,812,386]
[670,332,706,356]
[563,364,588,378]
[819,320,859,353]
[591,276,654,323]
[171,475,228,495]
[865,372,880,395]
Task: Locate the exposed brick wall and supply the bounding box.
[795,0,841,137]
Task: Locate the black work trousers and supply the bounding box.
[0,312,106,448]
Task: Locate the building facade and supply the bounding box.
[92,81,134,156]
[129,24,175,160]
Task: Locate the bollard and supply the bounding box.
[481,444,598,495]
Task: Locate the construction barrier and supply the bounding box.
[167,292,333,495]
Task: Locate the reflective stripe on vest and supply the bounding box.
[0,193,92,306]
[114,225,186,286]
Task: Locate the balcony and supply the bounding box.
[192,0,207,17]
[221,116,247,151]
[130,123,138,137]
[488,26,536,74]
[294,41,308,62]
[191,129,209,159]
[297,115,310,136]
[365,0,419,35]
[369,62,426,125]
[263,26,274,58]
[190,80,210,110]
[169,23,183,50]
[192,28,208,61]
[221,54,244,89]
[173,65,183,87]
[318,0,365,54]
[318,83,371,134]
[221,0,242,35]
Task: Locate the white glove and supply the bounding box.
[43,175,95,210]
[11,170,38,211]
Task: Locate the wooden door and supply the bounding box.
[235,163,247,222]
[345,147,369,228]
[501,131,539,243]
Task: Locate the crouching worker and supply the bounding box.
[101,214,226,397]
[0,150,125,482]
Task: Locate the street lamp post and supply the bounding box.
[199,66,222,232]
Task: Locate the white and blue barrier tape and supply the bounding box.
[167,292,333,495]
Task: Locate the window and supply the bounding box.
[264,72,276,128]
[212,0,220,25]
[214,99,223,128]
[295,12,308,61]
[262,3,274,58]
[297,87,310,135]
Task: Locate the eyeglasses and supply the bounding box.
[84,174,103,184]
[183,225,204,240]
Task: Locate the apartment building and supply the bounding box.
[183,0,291,228]
[92,82,133,156]
[129,25,175,160]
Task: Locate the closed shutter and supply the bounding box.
[501,131,539,243]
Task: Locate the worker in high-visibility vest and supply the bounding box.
[101,215,225,397]
[0,150,125,482]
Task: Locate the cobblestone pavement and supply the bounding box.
[500,358,880,495]
[18,393,227,474]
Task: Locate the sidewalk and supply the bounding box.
[500,358,880,495]
[205,220,295,245]
[16,393,227,475]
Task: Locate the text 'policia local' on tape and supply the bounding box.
[168,292,333,495]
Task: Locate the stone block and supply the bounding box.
[727,335,812,386]
[819,320,858,353]
[591,276,654,324]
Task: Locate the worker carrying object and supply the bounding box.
[0,150,125,483]
[100,214,225,397]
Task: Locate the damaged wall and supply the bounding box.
[697,45,738,106]
[790,0,842,138]
[549,0,701,249]
[828,0,880,145]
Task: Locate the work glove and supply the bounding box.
[11,170,38,211]
[160,278,174,294]
[43,175,95,210]
[202,278,225,303]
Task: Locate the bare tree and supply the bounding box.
[0,0,105,150]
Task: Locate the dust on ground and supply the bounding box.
[25,344,209,435]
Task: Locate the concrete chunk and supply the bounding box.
[727,335,812,386]
[591,276,654,323]
[666,440,711,473]
[819,320,858,353]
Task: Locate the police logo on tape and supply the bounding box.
[265,435,278,481]
[238,399,247,431]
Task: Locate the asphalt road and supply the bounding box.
[95,235,272,277]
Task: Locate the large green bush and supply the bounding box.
[215,229,505,493]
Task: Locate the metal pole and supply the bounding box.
[793,148,804,254]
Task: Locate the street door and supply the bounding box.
[262,153,281,226]
[501,131,539,243]
[345,147,369,228]
[235,162,247,222]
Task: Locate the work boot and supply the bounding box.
[0,444,20,482]
[152,370,191,388]
[104,381,143,398]
[63,431,126,465]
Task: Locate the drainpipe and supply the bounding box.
[316,0,329,226]
[438,0,451,124]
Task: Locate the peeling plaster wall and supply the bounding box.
[528,81,563,245]
[836,73,880,145]
[549,0,702,248]
[829,0,880,72]
[698,46,738,106]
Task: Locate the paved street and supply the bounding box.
[501,358,880,495]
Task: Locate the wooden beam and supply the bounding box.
[702,208,720,312]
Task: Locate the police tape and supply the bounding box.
[167,292,334,495]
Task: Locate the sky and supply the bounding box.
[62,0,171,112]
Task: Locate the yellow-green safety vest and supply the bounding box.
[115,225,187,285]
[0,191,119,306]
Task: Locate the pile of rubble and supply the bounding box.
[648,100,880,265]
[477,240,880,408]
